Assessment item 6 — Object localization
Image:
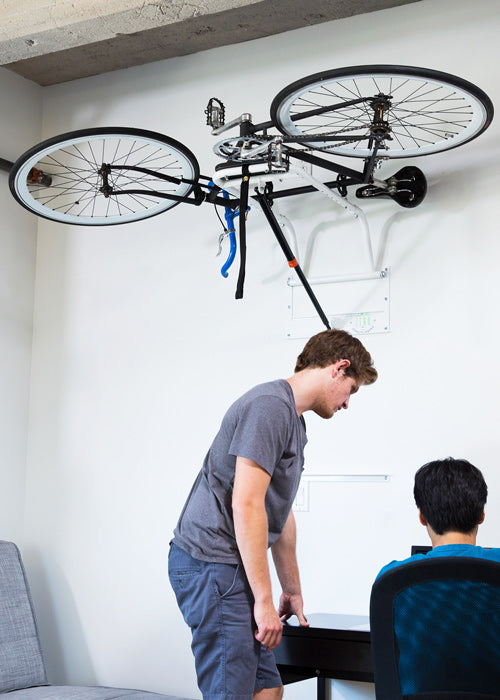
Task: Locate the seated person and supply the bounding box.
[378,456,500,578]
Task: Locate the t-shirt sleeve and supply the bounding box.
[375,560,399,579]
[228,395,292,476]
[376,554,427,580]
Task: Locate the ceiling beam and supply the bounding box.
[0,0,421,86]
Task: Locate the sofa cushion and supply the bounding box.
[0,541,48,692]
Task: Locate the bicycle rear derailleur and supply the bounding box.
[356,166,427,208]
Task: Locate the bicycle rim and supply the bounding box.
[271,65,493,158]
[10,127,200,225]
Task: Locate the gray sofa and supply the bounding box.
[0,540,194,700]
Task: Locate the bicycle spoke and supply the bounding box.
[11,128,199,224]
[272,66,492,158]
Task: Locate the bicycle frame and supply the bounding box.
[97,104,423,330]
[209,125,383,330]
[8,64,492,329]
[210,105,405,329]
[25,93,424,329]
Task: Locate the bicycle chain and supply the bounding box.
[216,124,381,162]
[237,125,373,153]
[285,125,374,152]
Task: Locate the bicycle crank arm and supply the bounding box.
[210,113,252,136]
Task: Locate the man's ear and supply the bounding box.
[332,359,351,376]
[478,510,485,525]
[418,510,428,526]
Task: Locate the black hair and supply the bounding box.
[413,457,487,535]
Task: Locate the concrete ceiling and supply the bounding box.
[1,0,420,86]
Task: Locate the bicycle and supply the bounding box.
[7,65,493,330]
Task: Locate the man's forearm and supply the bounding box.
[271,511,308,626]
[271,510,302,594]
[232,456,284,649]
[233,500,273,603]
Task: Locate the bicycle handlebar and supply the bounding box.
[221,191,237,278]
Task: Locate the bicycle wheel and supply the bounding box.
[271,65,493,158]
[9,127,200,225]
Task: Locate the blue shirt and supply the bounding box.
[377,543,500,579]
[376,543,500,695]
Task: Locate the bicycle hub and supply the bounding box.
[98,163,113,197]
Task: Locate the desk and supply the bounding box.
[273,613,373,700]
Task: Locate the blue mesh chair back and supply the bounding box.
[370,557,500,700]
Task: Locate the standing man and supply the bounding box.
[169,329,378,700]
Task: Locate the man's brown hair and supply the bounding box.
[295,329,377,385]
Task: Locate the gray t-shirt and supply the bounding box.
[172,379,307,563]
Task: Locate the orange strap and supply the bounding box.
[288,258,298,268]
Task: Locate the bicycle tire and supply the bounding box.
[270,65,493,158]
[9,127,200,225]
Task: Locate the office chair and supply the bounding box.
[370,557,500,700]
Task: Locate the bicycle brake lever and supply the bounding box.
[220,190,238,277]
[216,231,228,257]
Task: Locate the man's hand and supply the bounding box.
[277,592,309,626]
[254,601,283,650]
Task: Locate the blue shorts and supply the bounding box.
[168,543,283,699]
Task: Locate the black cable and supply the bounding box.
[235,165,249,299]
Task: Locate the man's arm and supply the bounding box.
[271,509,308,626]
[232,456,283,650]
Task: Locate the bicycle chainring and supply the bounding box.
[213,136,271,161]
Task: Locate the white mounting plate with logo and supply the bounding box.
[286,268,390,339]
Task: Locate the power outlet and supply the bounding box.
[293,481,309,512]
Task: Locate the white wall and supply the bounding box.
[0,68,40,544]
[19,0,500,698]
